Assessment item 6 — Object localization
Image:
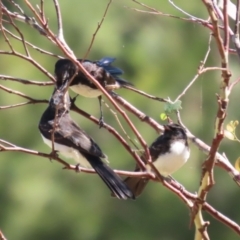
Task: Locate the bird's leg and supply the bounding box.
[49,150,59,161]
[98,96,105,128]
[75,164,82,173]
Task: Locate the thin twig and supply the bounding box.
[71,101,146,170]
[0,51,55,82]
[107,102,141,151]
[223,0,230,52]
[0,75,53,86]
[83,0,112,59]
[123,85,168,102]
[3,27,62,58]
[0,230,7,240]
[233,0,240,59]
[2,2,47,36]
[53,0,72,55]
[53,0,63,39]
[203,203,240,235]
[0,101,46,109]
[6,1,30,57]
[130,0,214,31]
[175,34,212,102]
[0,84,48,102]
[168,0,205,21]
[0,4,14,52]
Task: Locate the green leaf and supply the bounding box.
[235,157,240,172]
[224,130,236,141]
[226,121,236,132]
[225,121,240,142]
[164,100,182,114]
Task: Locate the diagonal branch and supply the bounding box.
[0,84,48,102]
[83,0,112,59]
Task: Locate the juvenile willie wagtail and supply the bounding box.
[54,57,133,126]
[124,123,190,197]
[38,81,134,200]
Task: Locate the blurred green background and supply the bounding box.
[1,0,240,239]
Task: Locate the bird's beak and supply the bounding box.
[164,125,171,131]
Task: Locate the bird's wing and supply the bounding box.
[96,57,116,66]
[46,116,106,159]
[96,57,124,75]
[97,57,133,87]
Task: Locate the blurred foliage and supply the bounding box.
[0,0,240,239]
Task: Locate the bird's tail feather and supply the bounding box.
[88,156,135,200]
[123,176,149,198]
[115,77,133,87]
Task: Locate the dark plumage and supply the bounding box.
[54,57,133,126]
[38,82,134,200]
[54,57,132,96]
[123,124,190,197]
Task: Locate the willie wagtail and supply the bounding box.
[54,57,133,127]
[38,81,134,200]
[123,123,190,197]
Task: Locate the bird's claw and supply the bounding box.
[75,164,81,173]
[49,150,59,161]
[98,117,105,128]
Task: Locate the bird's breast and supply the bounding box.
[41,135,92,168]
[151,141,190,176]
[70,84,102,98]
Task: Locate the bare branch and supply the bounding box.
[3,27,62,58]
[53,0,73,55]
[0,101,44,109]
[0,51,55,82]
[203,202,240,235]
[1,2,47,36]
[0,230,7,240]
[175,34,213,102]
[5,1,30,56]
[131,0,214,31]
[0,75,53,86]
[0,84,48,102]
[123,85,168,102]
[83,0,112,59]
[71,102,146,170]
[233,0,240,58]
[223,0,230,51]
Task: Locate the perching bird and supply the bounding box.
[54,57,133,127]
[124,123,190,197]
[38,80,134,200]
